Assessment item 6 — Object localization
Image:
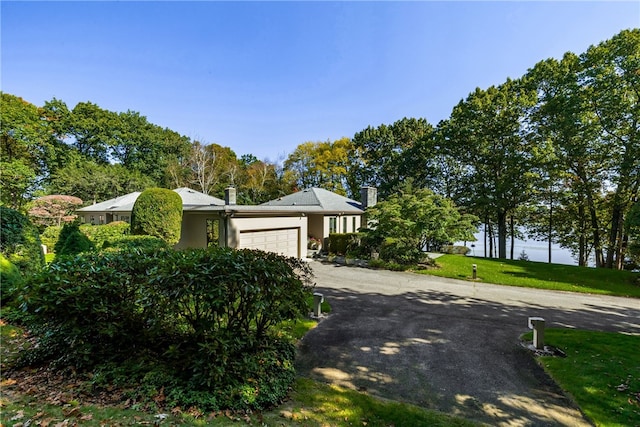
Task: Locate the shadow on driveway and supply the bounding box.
[296,266,639,426]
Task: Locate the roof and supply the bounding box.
[77,192,142,213]
[174,187,225,206]
[260,187,363,214]
[77,187,365,216]
[78,188,225,213]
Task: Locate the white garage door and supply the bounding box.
[239,228,299,258]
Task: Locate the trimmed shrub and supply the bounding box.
[19,247,313,411]
[81,221,130,249]
[1,254,23,306]
[379,237,424,265]
[55,222,95,256]
[40,225,62,252]
[101,235,169,252]
[131,188,182,246]
[328,233,366,256]
[45,222,131,254]
[0,206,44,277]
[440,245,471,255]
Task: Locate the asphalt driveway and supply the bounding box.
[295,261,640,426]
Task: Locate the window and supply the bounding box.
[120,216,130,223]
[353,217,357,232]
[207,219,220,247]
[343,217,347,233]
[329,217,337,233]
[99,215,104,224]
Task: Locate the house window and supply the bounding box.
[207,219,220,247]
[329,217,337,233]
[343,217,347,233]
[99,215,104,224]
[353,217,357,232]
[120,216,130,223]
[90,216,95,225]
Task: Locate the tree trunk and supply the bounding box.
[586,192,604,268]
[606,201,625,269]
[548,190,553,264]
[509,215,515,260]
[497,210,507,259]
[484,221,488,258]
[578,203,587,267]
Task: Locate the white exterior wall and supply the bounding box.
[322,215,361,237]
[175,212,221,249]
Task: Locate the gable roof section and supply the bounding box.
[78,188,225,213]
[261,187,363,214]
[174,187,225,206]
[77,192,142,213]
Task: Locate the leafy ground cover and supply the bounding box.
[418,255,640,298]
[0,319,475,427]
[523,329,640,427]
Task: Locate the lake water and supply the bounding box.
[456,233,578,266]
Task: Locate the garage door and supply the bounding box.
[238,228,299,258]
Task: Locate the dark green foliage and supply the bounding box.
[441,245,471,255]
[131,188,182,245]
[0,206,44,277]
[39,225,61,251]
[19,247,313,411]
[379,237,425,265]
[55,222,95,256]
[1,254,22,306]
[327,233,365,256]
[45,222,130,254]
[80,221,130,249]
[101,235,169,252]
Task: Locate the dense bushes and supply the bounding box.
[1,254,22,306]
[43,222,132,255]
[54,222,95,256]
[0,206,44,277]
[19,247,313,411]
[131,188,183,245]
[327,233,368,256]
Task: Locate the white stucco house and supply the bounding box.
[76,186,377,258]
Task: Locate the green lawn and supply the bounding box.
[418,255,640,298]
[523,329,640,427]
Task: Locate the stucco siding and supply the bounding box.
[176,212,220,249]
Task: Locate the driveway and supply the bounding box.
[295,261,640,426]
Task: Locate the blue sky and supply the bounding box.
[2,1,638,161]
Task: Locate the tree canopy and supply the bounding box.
[2,29,636,268]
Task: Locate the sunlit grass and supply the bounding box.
[418,255,640,297]
[523,329,640,426]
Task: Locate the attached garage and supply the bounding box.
[238,228,300,258]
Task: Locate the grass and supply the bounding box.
[523,329,640,427]
[0,377,477,426]
[418,255,640,298]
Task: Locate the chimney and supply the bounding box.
[225,187,236,205]
[360,186,377,209]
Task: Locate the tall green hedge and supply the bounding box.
[43,222,131,254]
[131,188,183,246]
[0,206,44,277]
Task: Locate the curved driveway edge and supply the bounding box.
[295,261,640,426]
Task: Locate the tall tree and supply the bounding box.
[350,117,433,198]
[1,94,51,208]
[284,137,353,196]
[580,29,640,269]
[442,79,538,259]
